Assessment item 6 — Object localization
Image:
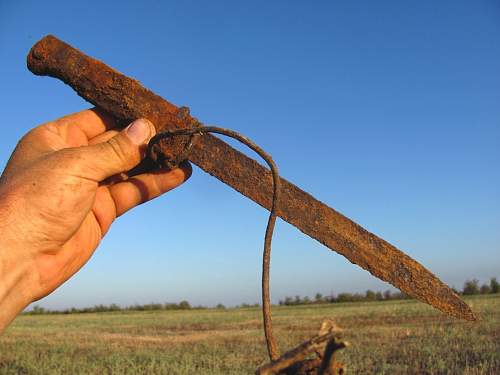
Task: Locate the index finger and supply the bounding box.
[54,107,118,141]
[2,108,120,176]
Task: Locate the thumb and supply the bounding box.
[75,118,155,181]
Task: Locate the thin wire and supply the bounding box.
[148,126,281,361]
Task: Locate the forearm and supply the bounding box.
[0,238,33,333]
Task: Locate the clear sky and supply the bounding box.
[1,1,499,309]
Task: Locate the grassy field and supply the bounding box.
[1,294,499,374]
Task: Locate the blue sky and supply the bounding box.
[1,1,499,309]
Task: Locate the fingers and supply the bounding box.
[3,108,118,177]
[108,162,192,217]
[91,163,191,235]
[71,118,155,181]
[88,129,119,145]
[53,108,118,142]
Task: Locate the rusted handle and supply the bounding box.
[27,35,476,321]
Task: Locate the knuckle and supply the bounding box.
[106,137,130,165]
[19,125,46,145]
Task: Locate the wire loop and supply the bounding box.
[148,125,281,361]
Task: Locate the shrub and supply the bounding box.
[463,279,480,295]
[490,278,499,294]
[480,284,491,294]
[314,293,323,303]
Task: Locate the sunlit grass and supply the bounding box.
[1,295,498,374]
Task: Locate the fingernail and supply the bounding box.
[126,119,152,145]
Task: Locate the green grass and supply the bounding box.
[1,295,499,374]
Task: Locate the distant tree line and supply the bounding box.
[25,277,499,314]
[278,290,410,306]
[27,300,194,315]
[461,277,499,296]
[279,277,500,306]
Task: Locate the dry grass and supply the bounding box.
[1,294,499,374]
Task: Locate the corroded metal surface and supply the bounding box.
[27,35,476,321]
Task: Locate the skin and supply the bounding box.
[0,108,191,332]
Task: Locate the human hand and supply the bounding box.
[0,109,191,331]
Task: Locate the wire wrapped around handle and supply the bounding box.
[147,126,281,361]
